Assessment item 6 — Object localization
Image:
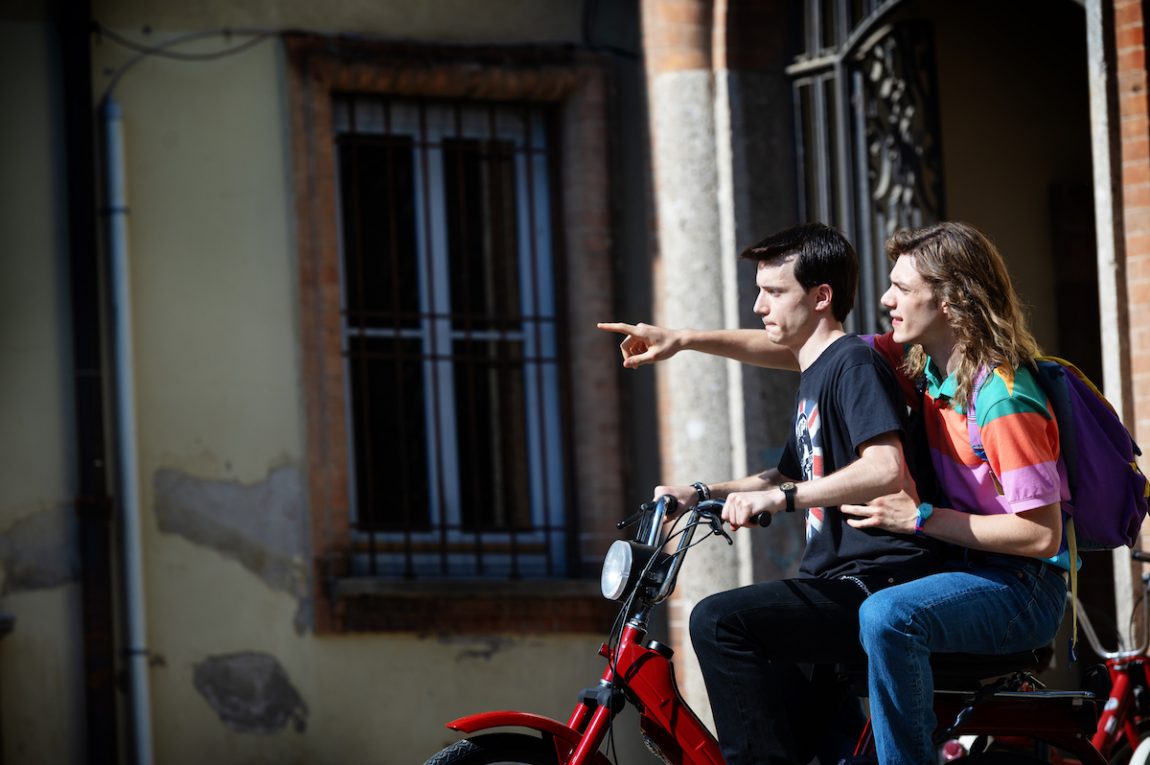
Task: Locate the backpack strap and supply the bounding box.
[1067,520,1080,662]
[966,366,993,460]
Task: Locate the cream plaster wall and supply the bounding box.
[0,2,649,763]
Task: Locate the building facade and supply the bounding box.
[1,0,1147,762]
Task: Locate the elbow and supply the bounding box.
[869,462,906,499]
[1020,506,1064,559]
[874,457,903,497]
[1021,525,1062,559]
[1034,531,1062,560]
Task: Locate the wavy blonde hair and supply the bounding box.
[887,222,1041,407]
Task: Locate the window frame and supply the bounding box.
[284,35,624,634]
[333,95,569,579]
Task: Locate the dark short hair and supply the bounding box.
[738,222,858,321]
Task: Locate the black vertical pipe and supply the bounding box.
[57,2,120,763]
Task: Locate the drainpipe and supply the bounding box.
[101,95,155,765]
[58,1,119,761]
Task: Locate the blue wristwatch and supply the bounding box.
[914,502,934,537]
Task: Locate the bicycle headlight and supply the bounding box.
[601,540,656,601]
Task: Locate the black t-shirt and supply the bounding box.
[777,334,939,581]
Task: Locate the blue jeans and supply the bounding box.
[858,554,1068,765]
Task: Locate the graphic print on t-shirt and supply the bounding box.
[795,399,826,540]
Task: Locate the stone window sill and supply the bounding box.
[329,578,619,634]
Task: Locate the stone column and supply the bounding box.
[641,0,736,730]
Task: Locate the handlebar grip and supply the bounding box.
[1133,549,1150,562]
[756,511,772,528]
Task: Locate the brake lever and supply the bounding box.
[705,513,734,545]
[616,509,645,530]
[617,500,663,530]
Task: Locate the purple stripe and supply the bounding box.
[931,448,1010,515]
[999,461,1066,510]
[931,449,1067,514]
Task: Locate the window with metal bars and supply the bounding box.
[333,95,568,579]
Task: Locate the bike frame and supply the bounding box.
[1079,564,1150,758]
[450,500,724,765]
[1093,657,1150,756]
[453,620,725,765]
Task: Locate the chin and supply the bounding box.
[892,327,920,345]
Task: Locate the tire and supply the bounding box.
[1129,737,1150,765]
[1109,720,1150,765]
[423,733,560,765]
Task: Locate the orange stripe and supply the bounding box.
[980,411,1060,474]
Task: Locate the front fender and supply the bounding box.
[448,710,575,739]
[447,711,612,765]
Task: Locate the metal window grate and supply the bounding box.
[333,94,569,579]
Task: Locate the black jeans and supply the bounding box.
[689,577,874,765]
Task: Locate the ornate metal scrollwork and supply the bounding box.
[857,22,945,240]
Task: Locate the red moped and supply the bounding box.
[422,497,1108,765]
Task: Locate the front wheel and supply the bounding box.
[423,733,560,765]
[1113,717,1150,763]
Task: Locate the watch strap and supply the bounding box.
[781,482,797,513]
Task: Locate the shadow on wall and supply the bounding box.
[193,651,308,734]
[153,465,312,632]
[0,503,80,593]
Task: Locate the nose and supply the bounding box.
[753,292,768,316]
[880,285,895,309]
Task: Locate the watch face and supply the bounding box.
[781,482,796,492]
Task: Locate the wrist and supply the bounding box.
[914,502,934,536]
[778,481,797,513]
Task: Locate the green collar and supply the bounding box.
[923,356,958,403]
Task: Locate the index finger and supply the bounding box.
[597,321,637,336]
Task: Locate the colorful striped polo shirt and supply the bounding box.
[868,332,1069,519]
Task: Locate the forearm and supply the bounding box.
[679,329,798,371]
[790,444,903,511]
[920,504,1063,558]
[707,467,785,498]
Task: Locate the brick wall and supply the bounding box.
[1116,0,1150,448]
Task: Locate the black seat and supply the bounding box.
[930,645,1053,690]
[838,644,1053,694]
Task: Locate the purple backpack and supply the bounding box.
[968,357,1149,550]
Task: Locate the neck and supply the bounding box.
[921,331,960,376]
[794,322,846,371]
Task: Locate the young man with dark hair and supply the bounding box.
[601,223,939,765]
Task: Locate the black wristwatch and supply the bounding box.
[779,482,797,513]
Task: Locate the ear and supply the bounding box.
[813,284,834,312]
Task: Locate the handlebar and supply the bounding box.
[1075,547,1150,659]
[607,497,778,608]
[618,495,773,535]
